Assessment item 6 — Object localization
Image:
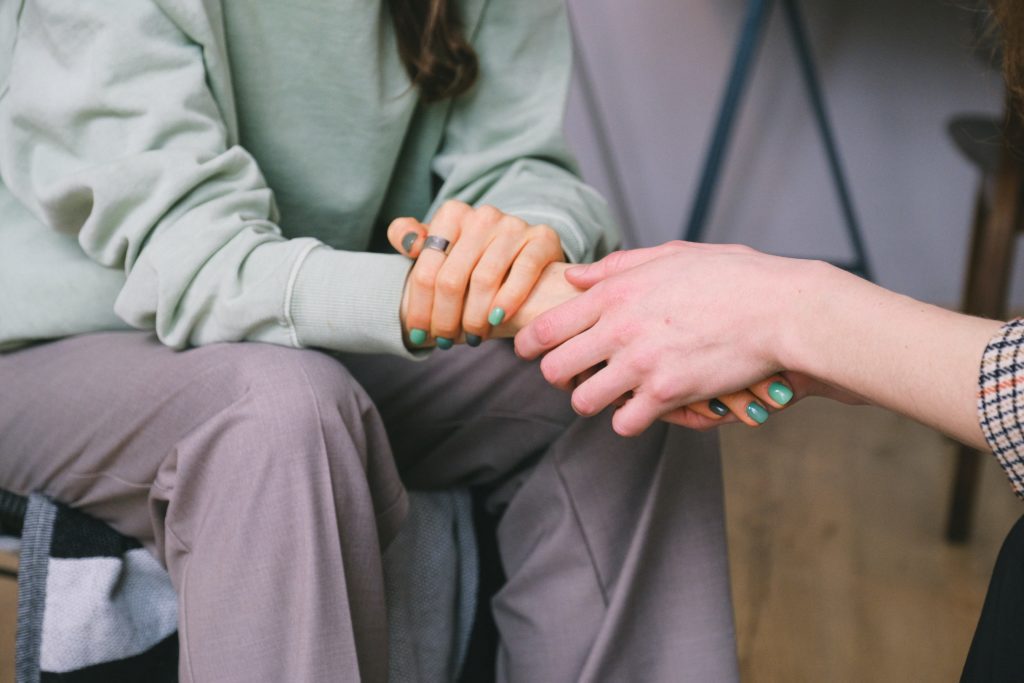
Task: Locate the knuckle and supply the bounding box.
[412,267,436,290]
[612,414,639,437]
[648,378,678,404]
[532,315,555,346]
[571,389,594,416]
[515,251,544,271]
[540,355,564,385]
[435,200,468,224]
[529,223,557,240]
[498,215,528,235]
[624,350,649,375]
[474,204,503,226]
[436,271,466,296]
[433,203,454,222]
[604,250,626,270]
[501,219,528,240]
[470,266,501,290]
[611,319,637,345]
[533,226,563,252]
[441,199,469,214]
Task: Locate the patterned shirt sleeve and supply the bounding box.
[979,318,1024,498]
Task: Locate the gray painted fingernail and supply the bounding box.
[401,232,418,254]
[709,399,729,417]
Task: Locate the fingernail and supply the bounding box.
[401,232,418,254]
[709,399,730,417]
[435,337,454,350]
[465,333,482,347]
[566,265,587,277]
[768,381,793,405]
[488,307,506,326]
[746,402,769,424]
[409,328,427,345]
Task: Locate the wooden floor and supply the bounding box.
[722,399,1021,682]
[0,399,1018,682]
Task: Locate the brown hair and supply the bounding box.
[992,0,1024,102]
[388,0,479,103]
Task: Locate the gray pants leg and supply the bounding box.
[1,332,738,682]
[345,341,739,683]
[0,333,406,682]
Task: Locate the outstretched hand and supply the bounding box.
[515,241,861,436]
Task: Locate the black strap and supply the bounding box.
[0,488,27,536]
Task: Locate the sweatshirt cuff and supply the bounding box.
[288,246,422,358]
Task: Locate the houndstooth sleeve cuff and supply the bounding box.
[979,318,1024,498]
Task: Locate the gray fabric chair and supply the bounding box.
[0,487,479,682]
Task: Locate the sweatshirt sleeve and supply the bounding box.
[429,0,619,264]
[978,318,1024,498]
[0,0,416,357]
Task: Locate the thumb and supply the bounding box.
[565,245,669,287]
[387,217,428,258]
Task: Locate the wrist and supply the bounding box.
[773,259,851,377]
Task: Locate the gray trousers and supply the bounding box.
[0,332,737,682]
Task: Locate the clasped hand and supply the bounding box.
[390,207,836,435]
[515,241,860,436]
[389,200,567,347]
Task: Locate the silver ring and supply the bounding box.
[422,235,451,255]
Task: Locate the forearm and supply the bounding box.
[780,262,1002,448]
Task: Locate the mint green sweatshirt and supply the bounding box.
[0,0,616,356]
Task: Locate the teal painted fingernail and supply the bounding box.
[488,307,505,326]
[709,399,729,417]
[409,328,427,345]
[401,232,418,253]
[465,333,482,347]
[768,381,793,405]
[746,402,769,424]
[436,337,453,350]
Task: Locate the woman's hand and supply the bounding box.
[508,262,827,432]
[514,241,830,435]
[659,371,864,431]
[388,200,564,348]
[673,374,798,429]
[516,239,1001,448]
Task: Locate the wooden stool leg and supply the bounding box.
[946,152,1021,543]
